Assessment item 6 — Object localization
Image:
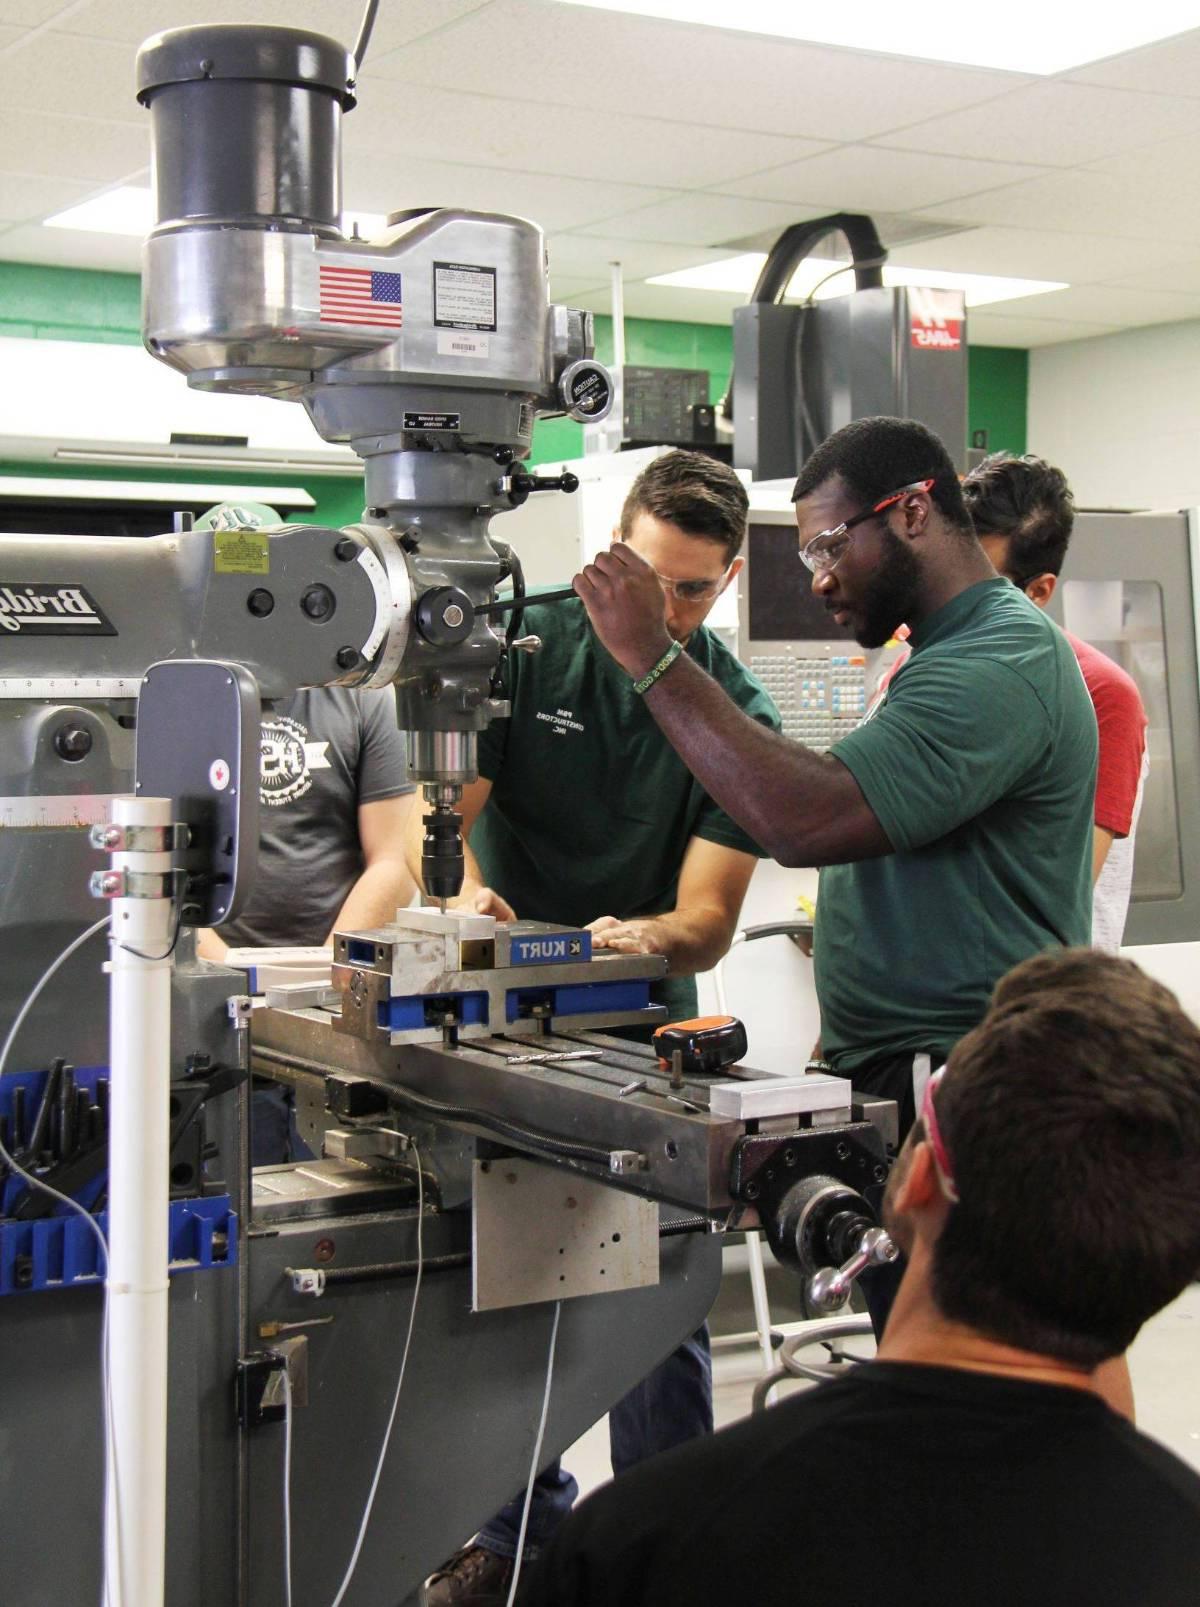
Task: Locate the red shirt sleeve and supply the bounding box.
[1068,634,1147,839]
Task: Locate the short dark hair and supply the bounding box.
[930,948,1200,1367]
[620,449,749,563]
[962,453,1074,583]
[791,415,972,536]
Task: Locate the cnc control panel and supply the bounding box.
[749,647,868,750]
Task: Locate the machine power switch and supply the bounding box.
[654,1015,747,1076]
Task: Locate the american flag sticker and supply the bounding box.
[318,266,403,329]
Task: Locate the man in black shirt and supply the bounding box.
[524,948,1200,1607]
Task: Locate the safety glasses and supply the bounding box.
[651,563,734,604]
[798,478,936,575]
[920,1066,960,1205]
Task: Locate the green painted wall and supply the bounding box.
[0,261,1028,498]
[968,346,1028,457]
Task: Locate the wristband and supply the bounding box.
[632,639,684,695]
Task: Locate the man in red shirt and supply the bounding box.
[963,454,1147,953]
[875,454,1147,952]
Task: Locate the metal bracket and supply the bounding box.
[89,821,190,854]
[471,1156,658,1311]
[88,867,182,901]
[729,1124,889,1212]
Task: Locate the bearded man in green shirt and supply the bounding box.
[574,414,1098,1343]
[577,416,1096,1125]
[412,449,781,1606]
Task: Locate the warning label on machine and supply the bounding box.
[434,261,497,331]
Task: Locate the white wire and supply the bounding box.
[0,913,113,1253]
[282,1369,294,1607]
[327,1140,425,1607]
[505,1300,563,1607]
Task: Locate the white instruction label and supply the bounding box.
[434,261,497,331]
[437,329,491,359]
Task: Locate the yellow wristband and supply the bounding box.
[632,639,684,695]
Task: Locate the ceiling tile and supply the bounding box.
[889,224,1200,284]
[1101,258,1200,295]
[59,0,491,52]
[546,233,743,279]
[0,171,96,223]
[916,169,1200,246]
[0,31,144,122]
[1067,28,1200,97]
[967,309,1119,348]
[572,280,737,326]
[876,79,1200,166]
[0,107,148,183]
[723,145,1048,211]
[0,4,60,25]
[364,0,1023,141]
[571,193,822,248]
[349,85,819,190]
[548,273,608,302]
[341,155,674,235]
[988,283,1200,327]
[0,218,143,271]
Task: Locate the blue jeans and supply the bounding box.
[476,1325,712,1561]
[251,1082,313,1168]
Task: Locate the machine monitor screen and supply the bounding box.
[746,521,855,643]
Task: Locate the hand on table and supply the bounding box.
[471,887,517,923]
[587,915,669,958]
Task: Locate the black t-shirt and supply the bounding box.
[523,1362,1200,1607]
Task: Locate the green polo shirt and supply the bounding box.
[816,577,1097,1073]
[474,596,781,1022]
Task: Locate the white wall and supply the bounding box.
[1028,318,1200,511]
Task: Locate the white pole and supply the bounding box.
[610,259,625,373]
[104,793,174,1607]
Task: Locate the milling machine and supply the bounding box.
[0,22,897,1606]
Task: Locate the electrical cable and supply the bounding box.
[0,913,112,1238]
[282,1368,294,1607]
[327,1140,425,1607]
[351,0,381,71]
[0,914,117,1607]
[505,1300,563,1607]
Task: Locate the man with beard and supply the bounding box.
[521,947,1200,1607]
[572,415,1097,1144]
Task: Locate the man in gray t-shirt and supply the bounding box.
[204,685,416,953]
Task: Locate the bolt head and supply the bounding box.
[335,646,361,670]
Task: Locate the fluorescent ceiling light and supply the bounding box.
[648,253,1066,307]
[44,187,387,240]
[45,186,152,236]
[557,0,1196,75]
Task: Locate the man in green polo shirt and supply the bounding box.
[413,449,781,1607]
[574,413,1097,1143]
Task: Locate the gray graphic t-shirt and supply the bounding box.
[221,687,413,948]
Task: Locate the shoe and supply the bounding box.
[421,1543,515,1607]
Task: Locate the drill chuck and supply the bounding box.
[422,804,464,903]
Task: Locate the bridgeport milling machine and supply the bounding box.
[0,23,898,1607]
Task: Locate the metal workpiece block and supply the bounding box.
[707,1071,853,1122]
[471,1157,658,1311]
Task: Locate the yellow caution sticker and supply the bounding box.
[214,529,269,575]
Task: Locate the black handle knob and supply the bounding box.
[499,469,581,506]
